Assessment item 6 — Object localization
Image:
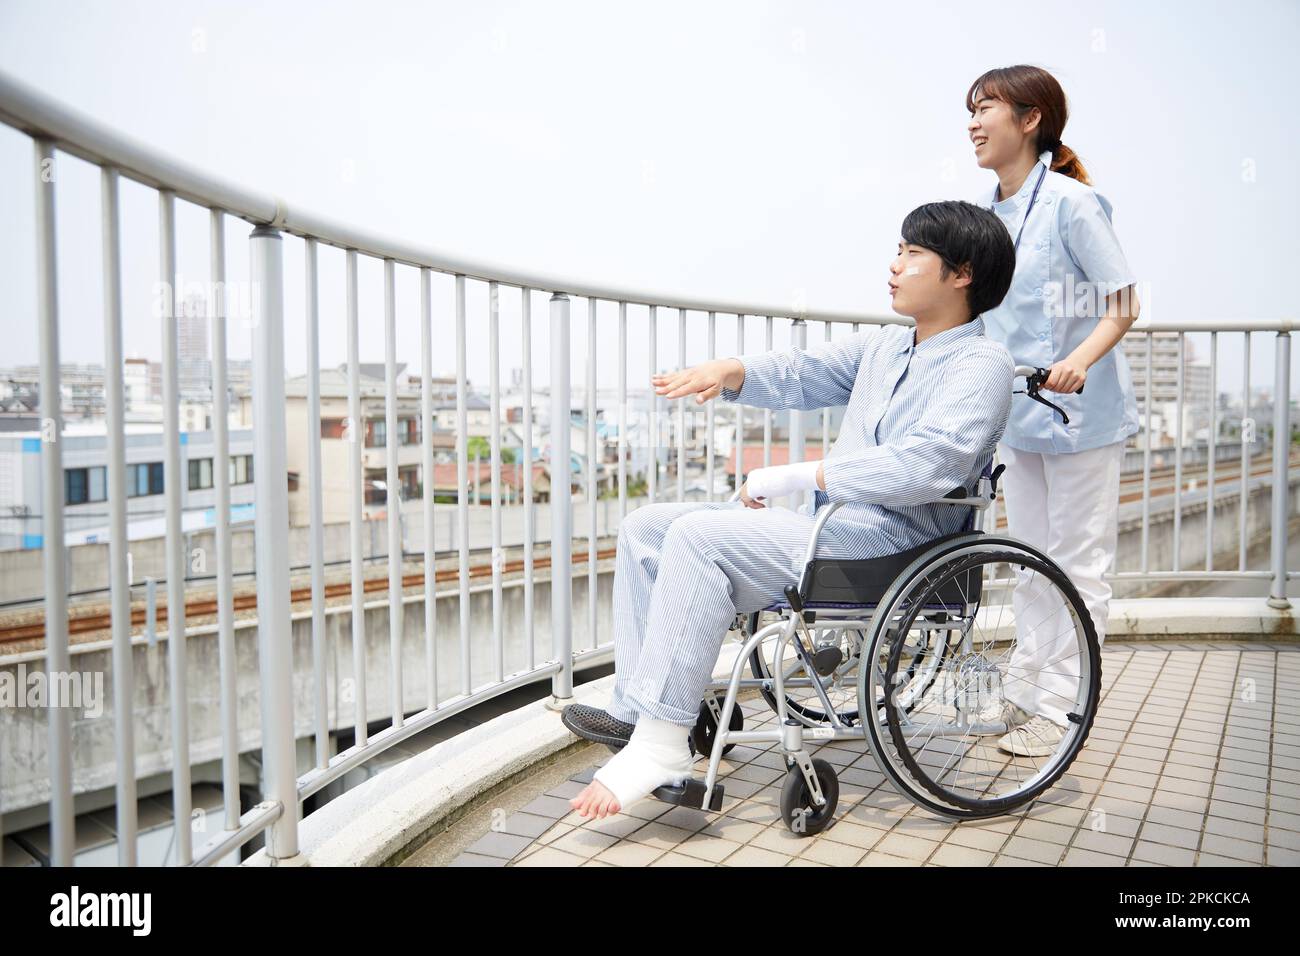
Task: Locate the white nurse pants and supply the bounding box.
[996,439,1124,727]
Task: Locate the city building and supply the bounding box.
[283,363,494,524]
[1120,332,1212,446]
[0,424,255,550]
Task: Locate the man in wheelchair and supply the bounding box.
[564,200,1018,819]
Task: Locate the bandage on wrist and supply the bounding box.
[747,460,822,500]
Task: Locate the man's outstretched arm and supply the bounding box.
[716,328,874,411]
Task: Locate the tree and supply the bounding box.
[600,472,647,499]
[465,435,516,463]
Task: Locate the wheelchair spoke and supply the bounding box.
[750,614,863,727]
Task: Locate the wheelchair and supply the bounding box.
[661,366,1102,835]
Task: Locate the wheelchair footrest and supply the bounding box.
[652,778,724,812]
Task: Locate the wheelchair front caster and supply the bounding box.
[780,758,838,836]
[692,699,743,758]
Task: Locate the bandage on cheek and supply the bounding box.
[905,267,920,276]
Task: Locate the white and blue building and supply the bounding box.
[0,424,256,551]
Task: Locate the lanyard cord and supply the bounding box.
[996,162,1049,252]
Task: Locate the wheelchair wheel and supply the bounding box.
[861,537,1101,820]
[780,757,839,836]
[748,610,956,729]
[692,696,743,758]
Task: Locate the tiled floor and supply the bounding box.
[448,641,1300,867]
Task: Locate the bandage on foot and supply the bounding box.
[591,717,693,810]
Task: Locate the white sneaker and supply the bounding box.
[997,715,1066,757]
[969,699,1035,736]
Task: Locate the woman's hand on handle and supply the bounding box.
[1042,284,1139,395]
[1042,358,1087,394]
[651,358,745,405]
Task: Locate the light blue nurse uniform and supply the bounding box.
[981,149,1140,454]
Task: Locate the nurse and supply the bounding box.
[965,65,1140,756]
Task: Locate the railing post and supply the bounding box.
[383,259,403,728]
[550,292,574,703]
[34,137,72,866]
[104,167,138,864]
[735,315,745,495]
[789,318,807,513]
[249,225,300,859]
[1268,331,1292,609]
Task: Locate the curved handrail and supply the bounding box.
[0,68,896,325]
[3,70,1293,333]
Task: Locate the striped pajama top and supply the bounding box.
[719,316,1014,558]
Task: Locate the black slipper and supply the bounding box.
[561,704,635,753]
[561,704,699,756]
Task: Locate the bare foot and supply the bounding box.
[569,779,622,819]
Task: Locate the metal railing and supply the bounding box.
[0,69,1294,867]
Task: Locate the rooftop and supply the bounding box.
[443,639,1297,867]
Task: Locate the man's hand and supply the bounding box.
[740,461,824,508]
[652,358,745,404]
[739,479,765,509]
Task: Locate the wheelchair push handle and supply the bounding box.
[1013,365,1083,425]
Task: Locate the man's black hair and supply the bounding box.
[900,200,1016,320]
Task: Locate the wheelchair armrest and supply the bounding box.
[732,474,842,599]
[797,500,843,596]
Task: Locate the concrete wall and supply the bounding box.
[0,542,613,817]
[1110,471,1300,597]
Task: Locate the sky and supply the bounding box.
[0,0,1297,399]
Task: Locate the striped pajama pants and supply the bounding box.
[606,498,861,727]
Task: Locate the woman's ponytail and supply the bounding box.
[1050,142,1091,185]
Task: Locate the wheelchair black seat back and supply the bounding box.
[773,463,998,613]
[795,529,983,610]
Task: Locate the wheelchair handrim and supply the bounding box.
[861,542,1101,817]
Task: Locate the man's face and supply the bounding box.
[889,242,959,317]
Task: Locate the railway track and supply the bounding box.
[0,543,618,646]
